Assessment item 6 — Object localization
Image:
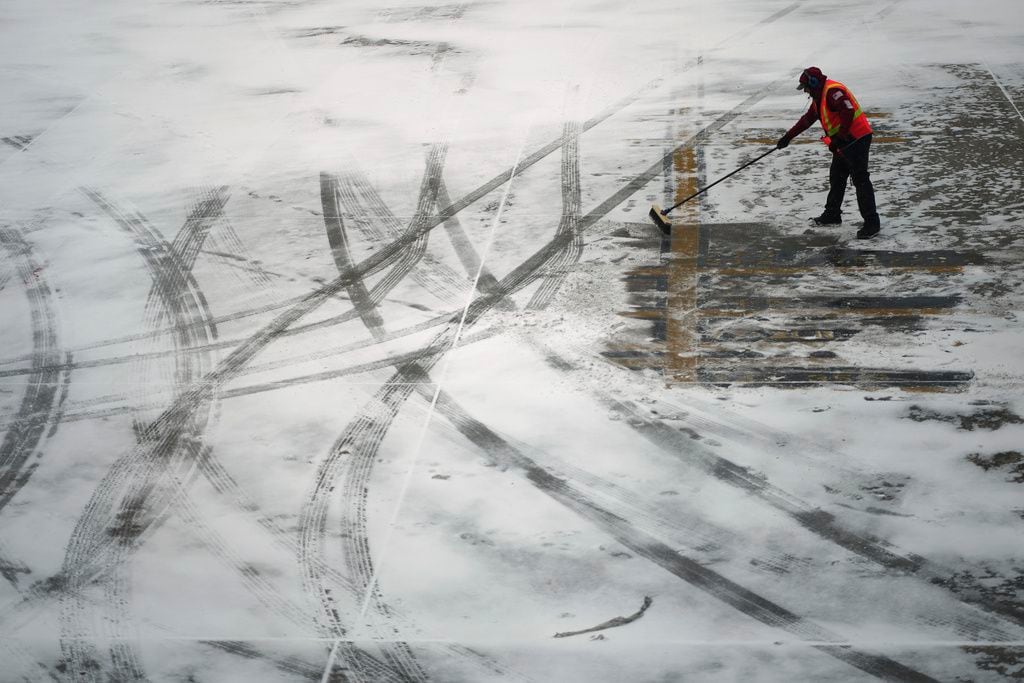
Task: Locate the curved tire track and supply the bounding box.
[301,151,462,681]
[59,189,225,681]
[304,125,596,679]
[0,226,65,515]
[427,391,940,682]
[321,172,386,338]
[9,76,776,679]
[339,144,470,307]
[527,119,583,311]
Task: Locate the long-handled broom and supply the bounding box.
[649,146,777,235]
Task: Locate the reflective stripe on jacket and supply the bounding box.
[819,79,872,139]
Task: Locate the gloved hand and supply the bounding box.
[776,135,791,150]
[828,139,840,153]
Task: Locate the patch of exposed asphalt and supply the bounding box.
[967,451,1024,483]
[340,35,461,57]
[900,64,1024,227]
[933,567,1024,629]
[960,646,1024,680]
[906,405,1024,431]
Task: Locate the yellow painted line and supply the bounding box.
[619,309,666,320]
[608,357,660,370]
[666,139,701,382]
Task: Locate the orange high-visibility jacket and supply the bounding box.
[818,79,872,140]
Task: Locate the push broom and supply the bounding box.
[649,146,777,235]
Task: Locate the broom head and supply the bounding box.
[649,204,672,235]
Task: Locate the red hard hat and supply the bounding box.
[798,66,826,90]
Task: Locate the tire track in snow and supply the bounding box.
[435,178,515,312]
[596,393,1024,631]
[0,61,663,375]
[203,640,322,680]
[46,188,406,678]
[321,173,386,338]
[319,132,587,679]
[340,144,468,307]
[527,119,583,311]
[311,141,554,681]
[59,83,776,582]
[0,230,69,681]
[320,133,583,649]
[322,168,428,680]
[0,74,774,673]
[113,187,231,682]
[301,149,457,682]
[201,193,277,293]
[0,226,66,515]
[59,189,225,681]
[536,314,1024,640]
[323,101,1017,671]
[61,188,412,680]
[0,0,811,378]
[320,232,942,680]
[342,130,997,674]
[428,391,939,682]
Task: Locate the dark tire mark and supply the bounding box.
[340,143,469,306]
[308,127,605,679]
[0,0,813,381]
[425,390,938,681]
[0,538,32,588]
[301,92,793,678]
[59,189,226,681]
[435,178,513,310]
[303,150,469,681]
[0,14,838,680]
[326,168,434,679]
[61,84,778,582]
[0,59,670,376]
[321,172,386,337]
[0,72,738,386]
[2,71,776,682]
[0,638,59,682]
[0,226,65,516]
[204,640,323,680]
[1,135,35,151]
[200,187,278,293]
[2,85,790,436]
[599,392,1024,631]
[527,119,582,310]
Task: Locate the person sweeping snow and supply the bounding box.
[777,67,881,239]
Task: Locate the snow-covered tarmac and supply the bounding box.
[1,0,1023,680]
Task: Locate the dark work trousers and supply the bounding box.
[825,133,879,227]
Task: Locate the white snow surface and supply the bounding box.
[1,0,1023,680]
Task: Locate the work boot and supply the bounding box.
[810,212,842,226]
[856,223,880,239]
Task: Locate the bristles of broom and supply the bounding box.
[648,204,672,235]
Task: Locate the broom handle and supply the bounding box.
[666,147,776,213]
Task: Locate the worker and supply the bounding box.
[776,67,880,239]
